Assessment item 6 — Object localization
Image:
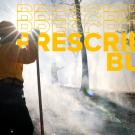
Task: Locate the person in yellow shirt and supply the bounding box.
[0,21,38,135]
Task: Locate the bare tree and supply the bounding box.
[51,0,89,91]
[128,3,135,32]
[74,0,89,90]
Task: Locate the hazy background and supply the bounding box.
[0,0,135,135]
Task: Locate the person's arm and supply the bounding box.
[11,34,38,64]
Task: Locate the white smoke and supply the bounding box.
[1,0,135,134]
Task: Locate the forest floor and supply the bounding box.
[32,85,135,135]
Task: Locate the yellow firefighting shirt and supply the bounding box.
[0,42,37,81]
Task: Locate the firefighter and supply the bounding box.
[0,21,38,135]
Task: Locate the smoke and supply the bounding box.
[23,46,135,135]
[22,1,135,134]
[23,64,106,135]
[0,0,135,134]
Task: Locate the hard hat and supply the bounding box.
[0,21,20,43]
[0,21,16,36]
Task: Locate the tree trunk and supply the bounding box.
[74,0,89,90]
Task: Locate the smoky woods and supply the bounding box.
[16,31,135,71]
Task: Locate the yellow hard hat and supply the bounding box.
[0,21,16,37]
[0,21,20,43]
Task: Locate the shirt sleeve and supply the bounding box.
[11,35,38,64]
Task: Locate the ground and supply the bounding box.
[31,86,135,135]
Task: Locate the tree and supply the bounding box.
[51,0,90,91]
[74,0,89,90]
